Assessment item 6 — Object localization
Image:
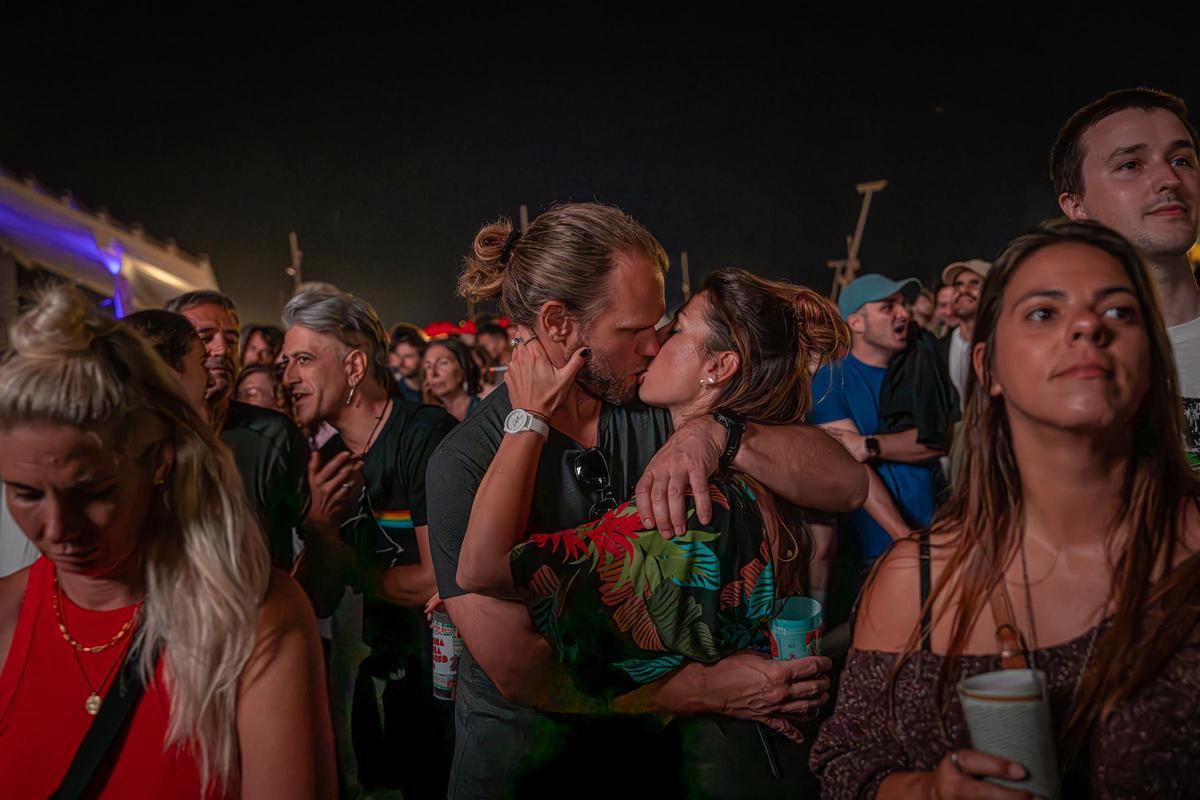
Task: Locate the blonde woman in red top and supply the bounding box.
[0,287,337,798]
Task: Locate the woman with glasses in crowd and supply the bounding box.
[422,337,483,422]
[0,287,336,798]
[811,221,1200,799]
[455,267,849,695]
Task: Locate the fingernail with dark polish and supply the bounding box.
[581,348,591,359]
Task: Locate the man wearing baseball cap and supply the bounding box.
[810,274,946,567]
[936,258,991,407]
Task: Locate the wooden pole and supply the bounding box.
[828,180,886,301]
[680,251,691,303]
[286,231,303,295]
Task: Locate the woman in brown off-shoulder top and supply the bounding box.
[812,221,1200,800]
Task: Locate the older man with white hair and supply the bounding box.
[281,289,458,799]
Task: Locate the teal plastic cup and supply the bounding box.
[769,596,823,660]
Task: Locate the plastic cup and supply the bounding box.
[957,669,1060,799]
[768,596,822,660]
[431,611,464,701]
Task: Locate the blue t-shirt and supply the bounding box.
[809,354,938,559]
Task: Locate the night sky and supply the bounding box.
[5,8,1197,327]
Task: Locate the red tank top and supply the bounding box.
[0,557,228,798]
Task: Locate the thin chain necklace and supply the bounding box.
[360,399,390,458]
[53,574,144,714]
[1019,537,1107,715]
[52,575,143,653]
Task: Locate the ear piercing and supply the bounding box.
[699,376,716,386]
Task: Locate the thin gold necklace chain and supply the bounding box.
[69,636,127,703]
[52,575,143,653]
[1019,537,1107,715]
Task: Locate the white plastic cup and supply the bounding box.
[431,611,464,701]
[768,596,823,660]
[957,669,1060,799]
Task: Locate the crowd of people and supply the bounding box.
[0,86,1197,799]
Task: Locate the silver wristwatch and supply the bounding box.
[503,408,549,438]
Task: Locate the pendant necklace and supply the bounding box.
[53,573,144,715]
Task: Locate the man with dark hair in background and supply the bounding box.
[1052,88,1200,451]
[933,284,959,335]
[388,322,428,404]
[164,290,314,569]
[474,322,510,379]
[124,308,211,422]
[241,323,284,367]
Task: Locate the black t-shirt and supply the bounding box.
[325,399,456,662]
[426,384,673,789]
[220,400,311,570]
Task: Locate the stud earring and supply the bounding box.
[699,376,716,386]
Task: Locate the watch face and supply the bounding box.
[505,409,529,434]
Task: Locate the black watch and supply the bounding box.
[712,409,747,474]
[865,436,881,459]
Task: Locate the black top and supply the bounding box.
[429,385,673,602]
[426,384,673,787]
[220,400,311,570]
[878,322,960,450]
[324,399,457,661]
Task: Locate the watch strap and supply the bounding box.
[712,409,746,473]
[505,408,549,438]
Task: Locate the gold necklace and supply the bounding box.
[53,575,144,714]
[52,575,143,653]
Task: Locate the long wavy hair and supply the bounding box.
[891,220,1200,751]
[699,268,851,594]
[0,286,270,790]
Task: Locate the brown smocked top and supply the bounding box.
[810,613,1200,799]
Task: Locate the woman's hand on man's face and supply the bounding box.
[505,325,589,419]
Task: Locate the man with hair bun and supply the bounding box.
[281,289,458,799]
[428,202,869,798]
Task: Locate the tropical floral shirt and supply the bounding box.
[509,478,802,698]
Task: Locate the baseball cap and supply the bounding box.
[942,258,992,287]
[838,274,921,319]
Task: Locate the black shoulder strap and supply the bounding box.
[918,531,933,652]
[51,639,158,800]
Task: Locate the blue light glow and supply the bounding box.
[0,202,123,277]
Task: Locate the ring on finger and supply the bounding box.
[510,337,523,347]
[341,482,353,490]
[950,751,962,773]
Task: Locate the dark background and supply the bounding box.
[5,6,1196,326]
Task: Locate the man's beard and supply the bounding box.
[575,349,638,405]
